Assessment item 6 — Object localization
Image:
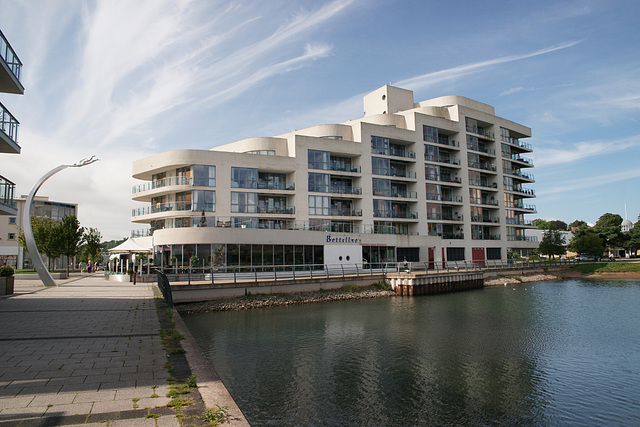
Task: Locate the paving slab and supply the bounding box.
[0,274,192,425]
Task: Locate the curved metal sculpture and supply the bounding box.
[23,156,99,286]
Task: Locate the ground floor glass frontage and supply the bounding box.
[155,243,399,270]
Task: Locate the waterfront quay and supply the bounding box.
[161,260,575,303]
[0,274,248,426]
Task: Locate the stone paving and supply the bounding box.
[0,274,189,426]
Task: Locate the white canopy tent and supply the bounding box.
[108,237,152,274]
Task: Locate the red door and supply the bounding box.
[428,247,435,269]
[472,247,485,268]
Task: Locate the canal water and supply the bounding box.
[182,279,640,426]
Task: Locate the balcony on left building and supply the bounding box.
[0,29,24,216]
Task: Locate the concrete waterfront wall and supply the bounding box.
[388,271,484,296]
[171,274,386,303]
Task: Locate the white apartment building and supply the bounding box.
[131,85,537,271]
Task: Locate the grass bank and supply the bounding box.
[571,262,640,275]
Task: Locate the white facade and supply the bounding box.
[132,85,537,270]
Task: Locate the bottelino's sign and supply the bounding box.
[326,235,362,244]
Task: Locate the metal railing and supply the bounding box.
[0,30,22,83]
[157,258,580,288]
[155,269,173,308]
[0,102,19,144]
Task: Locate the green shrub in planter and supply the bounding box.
[0,265,14,277]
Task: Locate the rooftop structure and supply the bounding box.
[131,85,537,270]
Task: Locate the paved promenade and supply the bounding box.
[0,273,246,426]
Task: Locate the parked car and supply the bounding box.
[576,254,599,261]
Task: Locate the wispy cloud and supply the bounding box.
[55,0,356,148]
[535,135,640,167]
[540,167,640,196]
[394,41,583,91]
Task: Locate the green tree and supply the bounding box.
[568,229,606,257]
[625,220,640,255]
[58,215,84,276]
[532,219,550,230]
[569,220,588,230]
[538,230,566,259]
[83,227,103,263]
[548,220,568,231]
[18,217,62,271]
[593,213,624,252]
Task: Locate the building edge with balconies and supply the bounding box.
[0,29,24,216]
[131,85,538,271]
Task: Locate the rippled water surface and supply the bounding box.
[182,280,640,426]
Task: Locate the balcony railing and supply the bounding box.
[373,210,418,219]
[466,125,494,139]
[132,202,215,217]
[0,30,22,83]
[426,193,463,203]
[509,154,534,165]
[330,208,362,217]
[0,174,16,209]
[131,229,152,238]
[427,213,464,221]
[504,185,535,196]
[502,136,532,150]
[257,206,295,215]
[425,155,460,165]
[373,147,416,159]
[470,197,499,206]
[472,234,501,240]
[506,218,534,226]
[373,169,417,179]
[469,179,497,189]
[425,174,461,184]
[468,161,496,172]
[0,102,19,144]
[471,215,500,224]
[330,186,362,195]
[507,235,538,242]
[503,168,534,181]
[467,143,496,155]
[330,164,361,173]
[133,176,193,194]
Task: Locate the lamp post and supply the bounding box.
[23,156,99,287]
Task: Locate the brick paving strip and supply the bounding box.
[0,274,249,426]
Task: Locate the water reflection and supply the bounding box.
[183,280,640,426]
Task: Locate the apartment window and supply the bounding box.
[193,165,215,187]
[193,190,215,212]
[308,150,330,170]
[174,217,192,228]
[372,157,390,175]
[371,136,389,155]
[231,167,257,188]
[372,178,391,197]
[8,233,15,240]
[309,196,330,215]
[231,192,257,213]
[8,217,15,224]
[423,125,438,143]
[308,173,329,192]
[447,247,465,261]
[487,248,501,260]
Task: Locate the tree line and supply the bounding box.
[18,215,103,275]
[534,214,640,259]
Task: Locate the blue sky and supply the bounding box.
[1,0,639,240]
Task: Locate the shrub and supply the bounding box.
[0,265,14,277]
